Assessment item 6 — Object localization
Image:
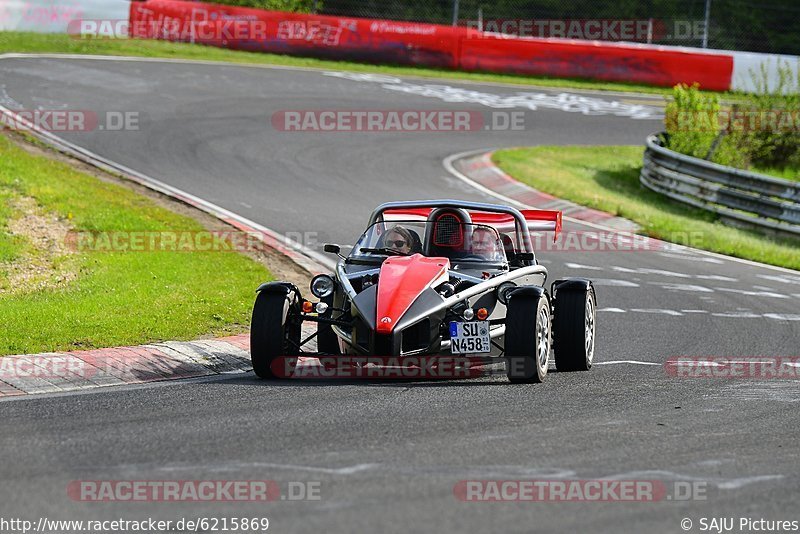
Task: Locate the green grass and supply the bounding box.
[752,165,800,182]
[0,134,272,355]
[0,188,23,262]
[493,146,800,270]
[0,31,679,96]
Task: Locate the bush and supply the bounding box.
[664,62,800,178]
[206,0,319,13]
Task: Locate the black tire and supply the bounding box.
[553,287,596,372]
[250,290,301,379]
[505,292,551,383]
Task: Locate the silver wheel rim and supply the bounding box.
[585,295,595,363]
[536,304,550,371]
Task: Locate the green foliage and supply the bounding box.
[664,62,800,180]
[741,60,800,171]
[664,83,722,159]
[208,0,319,12]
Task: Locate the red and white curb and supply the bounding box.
[0,335,252,397]
[0,325,321,398]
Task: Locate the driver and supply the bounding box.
[470,227,502,259]
[382,225,418,255]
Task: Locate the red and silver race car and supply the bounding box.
[250,200,596,383]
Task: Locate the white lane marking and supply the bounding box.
[613,266,691,278]
[348,76,664,119]
[717,475,786,490]
[757,274,800,285]
[651,283,714,293]
[235,463,378,475]
[592,279,640,287]
[631,308,683,316]
[715,287,789,299]
[0,84,24,109]
[667,360,722,367]
[658,252,724,264]
[752,285,778,291]
[599,310,800,320]
[564,262,603,270]
[594,360,661,366]
[600,470,784,490]
[695,274,738,281]
[763,313,800,321]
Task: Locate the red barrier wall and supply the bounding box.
[460,37,734,91]
[129,0,734,90]
[129,0,463,69]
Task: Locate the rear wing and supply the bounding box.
[469,210,562,242]
[523,210,562,241]
[373,202,562,249]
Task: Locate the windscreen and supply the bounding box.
[348,220,507,264]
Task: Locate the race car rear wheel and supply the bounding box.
[505,291,551,383]
[250,290,302,379]
[553,286,596,372]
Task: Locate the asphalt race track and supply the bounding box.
[1,57,799,533]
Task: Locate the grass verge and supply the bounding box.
[0,132,272,356]
[493,146,800,270]
[0,31,676,96]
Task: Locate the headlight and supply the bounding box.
[310,274,335,298]
[496,282,517,305]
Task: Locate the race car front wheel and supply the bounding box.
[553,286,596,372]
[505,291,551,383]
[250,290,302,379]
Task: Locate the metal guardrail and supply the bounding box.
[640,134,800,238]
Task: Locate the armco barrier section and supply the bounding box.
[640,134,800,237]
[128,0,736,90]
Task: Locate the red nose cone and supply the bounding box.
[376,254,449,334]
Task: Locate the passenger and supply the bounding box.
[382,225,420,255]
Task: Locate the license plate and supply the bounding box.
[449,321,491,354]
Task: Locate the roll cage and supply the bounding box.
[367,199,562,262]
